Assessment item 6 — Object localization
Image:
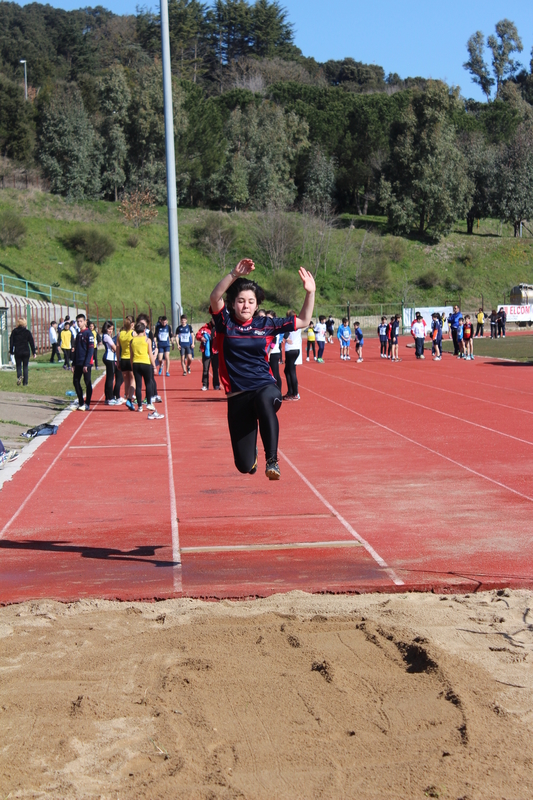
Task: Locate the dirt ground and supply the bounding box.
[1,589,532,800]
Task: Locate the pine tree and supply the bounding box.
[99,67,131,201]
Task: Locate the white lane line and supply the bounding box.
[360,366,533,417]
[300,384,533,504]
[181,540,362,554]
[0,403,97,540]
[163,375,182,589]
[278,449,405,586]
[320,371,533,448]
[70,444,166,449]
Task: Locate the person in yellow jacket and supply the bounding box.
[475,308,487,338]
[129,321,164,419]
[306,321,316,361]
[116,316,135,405]
[60,322,72,369]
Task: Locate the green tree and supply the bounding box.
[0,75,35,162]
[496,122,533,236]
[460,133,499,232]
[219,101,308,209]
[303,145,335,213]
[488,19,523,98]
[99,66,131,201]
[379,83,472,240]
[463,31,494,100]
[250,0,295,59]
[126,66,187,201]
[38,86,101,200]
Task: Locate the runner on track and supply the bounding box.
[209,259,315,481]
[176,315,194,376]
[156,316,172,377]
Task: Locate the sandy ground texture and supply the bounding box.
[0,391,66,452]
[1,589,533,800]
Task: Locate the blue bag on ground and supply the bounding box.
[21,424,58,439]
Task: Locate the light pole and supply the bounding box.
[19,60,27,100]
[160,0,182,333]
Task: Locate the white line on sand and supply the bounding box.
[279,449,405,587]
[181,540,362,554]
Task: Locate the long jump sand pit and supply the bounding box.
[1,589,533,799]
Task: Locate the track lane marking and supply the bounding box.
[278,449,405,586]
[358,366,533,417]
[0,404,97,540]
[299,384,533,504]
[163,375,182,591]
[309,370,533,448]
[70,443,166,449]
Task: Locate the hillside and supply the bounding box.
[0,191,531,322]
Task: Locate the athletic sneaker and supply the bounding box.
[357,358,363,363]
[419,355,425,359]
[146,403,155,411]
[68,403,79,411]
[282,393,294,401]
[158,368,162,376]
[147,411,164,420]
[0,450,18,466]
[116,397,127,405]
[16,376,22,385]
[166,372,170,377]
[306,357,309,361]
[105,399,118,406]
[265,458,281,481]
[201,386,208,391]
[183,371,187,376]
[125,399,135,411]
[314,357,317,361]
[292,394,300,401]
[187,368,191,374]
[154,395,163,402]
[346,356,351,360]
[77,404,88,411]
[317,358,324,363]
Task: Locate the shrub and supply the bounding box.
[73,254,97,287]
[386,235,407,263]
[127,234,139,248]
[269,270,300,307]
[0,210,26,248]
[195,212,236,272]
[157,244,169,258]
[64,226,115,264]
[416,269,440,289]
[458,244,478,268]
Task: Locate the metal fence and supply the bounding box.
[0,273,87,308]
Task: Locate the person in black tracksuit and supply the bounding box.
[72,314,94,410]
[10,318,36,386]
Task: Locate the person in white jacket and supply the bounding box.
[283,312,302,400]
[411,313,427,359]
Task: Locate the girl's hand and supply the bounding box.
[298,267,315,293]
[232,259,255,277]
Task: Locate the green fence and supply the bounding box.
[0,273,87,307]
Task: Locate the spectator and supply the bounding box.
[447,305,462,355]
[60,321,72,369]
[498,308,506,338]
[411,312,426,359]
[337,317,351,360]
[326,315,335,344]
[475,308,487,338]
[378,316,388,358]
[489,309,498,339]
[430,313,442,360]
[9,317,36,386]
[354,321,364,362]
[463,315,474,360]
[314,315,327,362]
[306,321,316,361]
[49,321,61,363]
[456,316,465,358]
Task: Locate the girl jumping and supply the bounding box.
[210,259,315,480]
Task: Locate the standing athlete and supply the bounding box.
[71,314,94,411]
[176,315,193,376]
[209,259,315,480]
[156,316,172,377]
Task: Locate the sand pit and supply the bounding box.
[1,589,533,799]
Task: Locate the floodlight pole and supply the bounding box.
[160,0,182,332]
[20,60,27,100]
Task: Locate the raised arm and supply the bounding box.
[209,259,255,314]
[295,268,316,330]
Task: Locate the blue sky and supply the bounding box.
[18,0,533,101]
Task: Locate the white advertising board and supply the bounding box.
[497,304,533,322]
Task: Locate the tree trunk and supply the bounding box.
[466,211,474,234]
[419,208,425,235]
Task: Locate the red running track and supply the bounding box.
[1,337,532,603]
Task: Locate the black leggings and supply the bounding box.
[380,339,387,355]
[15,356,29,385]
[269,353,282,391]
[284,350,299,396]
[103,358,123,400]
[306,341,315,358]
[227,384,282,473]
[73,366,92,406]
[133,362,153,406]
[211,352,220,389]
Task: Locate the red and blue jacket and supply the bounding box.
[211,305,295,394]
